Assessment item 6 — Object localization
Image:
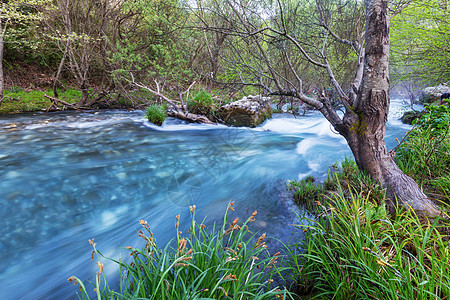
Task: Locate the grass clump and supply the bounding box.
[146,104,166,126]
[188,90,215,116]
[289,158,386,211]
[69,203,292,299]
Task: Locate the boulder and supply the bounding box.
[419,83,450,104]
[218,95,272,127]
[400,110,422,125]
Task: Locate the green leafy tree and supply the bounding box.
[0,0,49,102]
[390,0,450,85]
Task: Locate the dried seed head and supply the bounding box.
[174,263,189,267]
[91,250,95,260]
[190,205,196,213]
[257,233,266,244]
[177,238,187,255]
[224,274,237,281]
[97,262,104,275]
[179,256,192,262]
[175,215,180,229]
[186,248,193,255]
[88,238,96,246]
[231,217,239,226]
[125,246,133,250]
[67,276,76,283]
[224,247,237,256]
[201,224,206,230]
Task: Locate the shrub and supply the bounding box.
[146,105,166,126]
[188,90,214,115]
[68,203,292,299]
[61,89,83,103]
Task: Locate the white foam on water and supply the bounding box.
[143,119,228,131]
[101,211,118,228]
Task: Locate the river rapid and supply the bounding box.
[0,99,413,299]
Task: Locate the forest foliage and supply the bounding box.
[1,0,448,109]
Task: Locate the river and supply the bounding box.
[0,99,413,299]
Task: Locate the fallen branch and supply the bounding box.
[44,94,78,112]
[128,75,215,125]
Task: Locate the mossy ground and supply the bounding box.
[0,87,81,114]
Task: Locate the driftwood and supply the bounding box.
[128,76,215,125]
[44,91,109,112]
[44,93,77,112]
[167,110,215,124]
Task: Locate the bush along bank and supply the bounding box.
[289,105,450,299]
[68,202,293,299]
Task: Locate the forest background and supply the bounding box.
[0,0,448,113]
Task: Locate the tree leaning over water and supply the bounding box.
[197,0,439,215]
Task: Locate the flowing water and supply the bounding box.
[0,99,412,299]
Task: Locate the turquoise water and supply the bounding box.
[0,100,412,299]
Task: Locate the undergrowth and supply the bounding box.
[291,186,450,299]
[395,105,450,198]
[187,90,216,117]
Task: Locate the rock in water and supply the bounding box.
[400,110,422,125]
[419,83,450,104]
[218,95,273,127]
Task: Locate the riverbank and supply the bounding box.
[289,104,450,298]
[0,88,140,114]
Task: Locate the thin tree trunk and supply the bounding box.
[0,22,5,103]
[53,40,71,99]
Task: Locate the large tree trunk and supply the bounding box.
[340,0,439,216]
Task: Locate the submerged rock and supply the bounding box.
[218,95,273,127]
[419,83,450,104]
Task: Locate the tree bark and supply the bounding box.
[339,0,439,216]
[0,22,5,103]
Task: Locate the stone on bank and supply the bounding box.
[218,95,272,127]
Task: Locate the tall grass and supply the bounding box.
[69,203,292,299]
[291,181,450,299]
